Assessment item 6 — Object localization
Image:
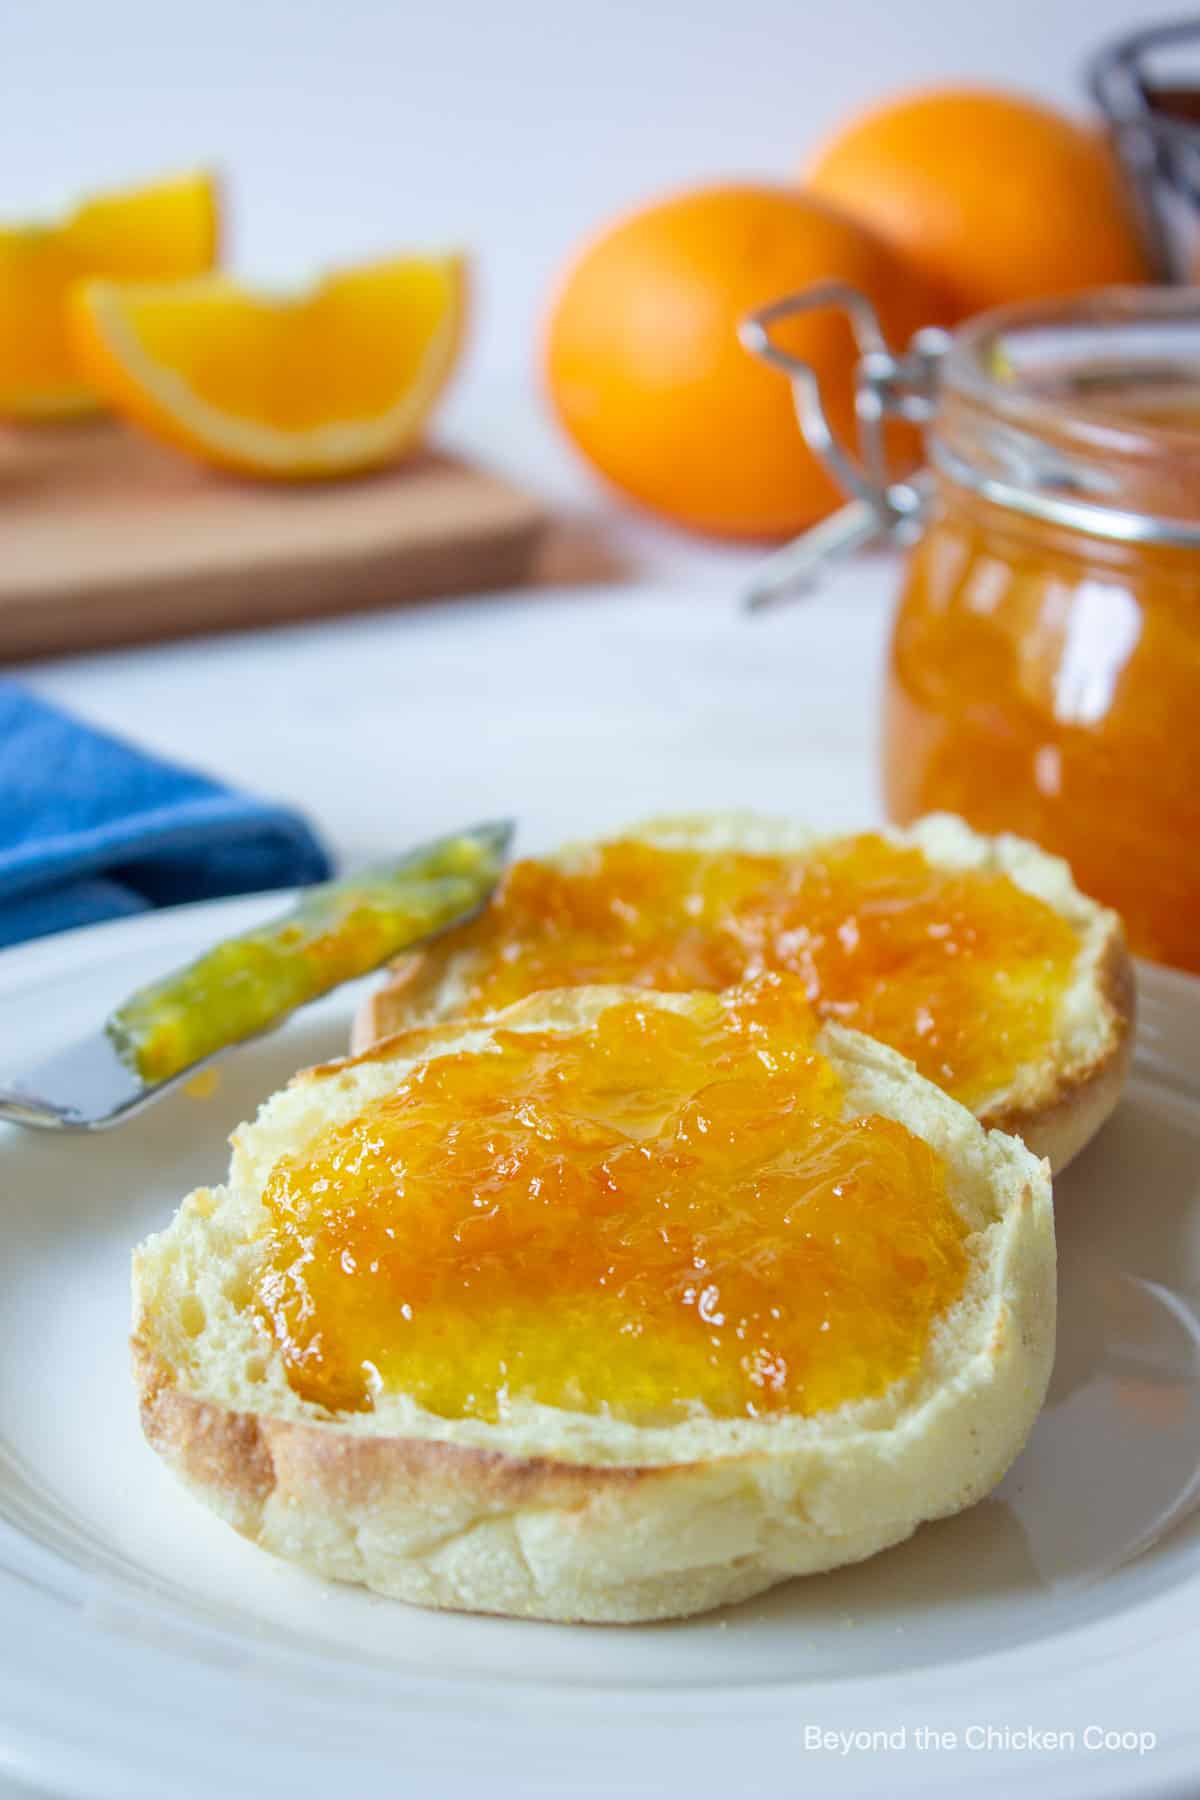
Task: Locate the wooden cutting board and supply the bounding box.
[0,420,549,661]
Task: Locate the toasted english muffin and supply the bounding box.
[352,812,1133,1172]
[133,982,1055,1625]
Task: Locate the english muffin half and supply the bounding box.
[353,812,1133,1171]
[134,977,1054,1624]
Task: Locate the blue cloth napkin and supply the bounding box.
[0,685,333,950]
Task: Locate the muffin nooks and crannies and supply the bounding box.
[134,975,1055,1624]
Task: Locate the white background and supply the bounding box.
[3,0,1174,393]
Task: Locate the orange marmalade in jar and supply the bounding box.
[743,287,1200,973]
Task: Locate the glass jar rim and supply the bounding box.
[932,287,1200,547]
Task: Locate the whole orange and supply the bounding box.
[806,85,1149,325]
[543,182,937,539]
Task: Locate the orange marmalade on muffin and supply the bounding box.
[255,975,969,1423]
[390,833,1081,1109]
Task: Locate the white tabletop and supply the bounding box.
[21,375,899,863]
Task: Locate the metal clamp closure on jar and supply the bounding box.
[740,283,1200,613]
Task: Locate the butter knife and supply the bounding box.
[0,818,512,1132]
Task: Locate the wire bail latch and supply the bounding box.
[738,284,949,612]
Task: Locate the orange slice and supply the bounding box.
[0,171,218,419]
[69,255,467,479]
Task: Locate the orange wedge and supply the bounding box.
[0,171,218,419]
[69,255,467,479]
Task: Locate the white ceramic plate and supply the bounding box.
[0,897,1197,1800]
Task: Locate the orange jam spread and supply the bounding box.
[887,487,1200,973]
[429,834,1079,1108]
[255,975,968,1424]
